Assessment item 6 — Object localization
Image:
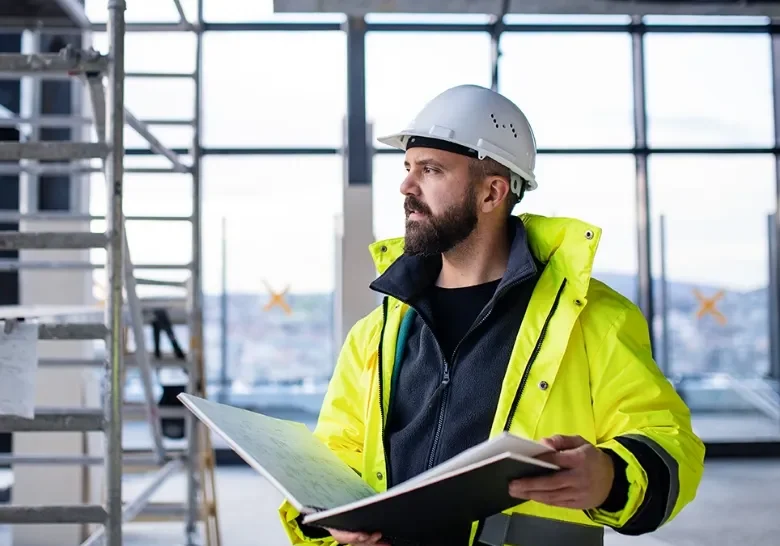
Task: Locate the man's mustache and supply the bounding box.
[404,197,431,216]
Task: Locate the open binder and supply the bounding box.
[178,393,559,541]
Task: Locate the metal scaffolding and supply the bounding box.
[0,1,217,546]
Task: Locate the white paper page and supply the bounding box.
[0,322,38,419]
[401,432,554,489]
[178,394,377,513]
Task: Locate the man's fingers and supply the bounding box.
[509,470,576,497]
[326,529,383,545]
[519,487,580,508]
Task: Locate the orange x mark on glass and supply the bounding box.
[262,280,292,315]
[693,289,726,325]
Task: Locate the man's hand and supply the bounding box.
[325,528,389,546]
[508,434,615,510]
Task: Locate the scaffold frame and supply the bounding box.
[0,1,215,546]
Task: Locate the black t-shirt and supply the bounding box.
[426,279,501,362]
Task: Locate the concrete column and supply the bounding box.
[333,16,377,349]
[334,183,377,347]
[13,29,102,546]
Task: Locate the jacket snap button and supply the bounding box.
[539,381,549,391]
[380,245,387,252]
[376,471,383,480]
[574,299,582,306]
[585,230,594,240]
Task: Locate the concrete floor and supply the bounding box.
[2,459,778,546]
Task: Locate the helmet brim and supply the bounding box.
[376,130,538,191]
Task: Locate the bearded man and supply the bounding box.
[279,84,704,546]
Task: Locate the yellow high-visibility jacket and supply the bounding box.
[278,213,705,545]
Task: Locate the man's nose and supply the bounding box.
[400,173,420,196]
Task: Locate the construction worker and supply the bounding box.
[279,84,705,545]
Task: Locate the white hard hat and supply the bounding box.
[377,84,538,194]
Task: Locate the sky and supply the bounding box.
[78,0,777,296]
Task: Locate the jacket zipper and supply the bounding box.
[425,363,451,469]
[377,297,391,486]
[424,276,532,470]
[503,279,567,431]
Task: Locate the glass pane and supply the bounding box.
[649,154,780,442]
[89,171,193,218]
[372,153,407,242]
[372,153,638,304]
[498,33,634,149]
[645,34,774,148]
[204,0,345,23]
[523,154,638,303]
[202,155,341,409]
[85,0,198,22]
[202,32,346,148]
[89,32,196,74]
[88,219,193,273]
[89,169,194,286]
[124,125,194,151]
[125,77,195,121]
[366,32,492,148]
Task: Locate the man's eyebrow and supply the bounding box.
[403,157,447,169]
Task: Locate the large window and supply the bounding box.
[650,154,779,442]
[644,33,774,148]
[77,11,780,446]
[202,32,346,148]
[201,155,341,406]
[366,31,492,145]
[498,32,634,149]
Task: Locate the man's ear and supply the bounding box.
[481,176,511,214]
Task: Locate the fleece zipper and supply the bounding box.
[423,273,536,470]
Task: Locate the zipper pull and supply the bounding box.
[442,366,450,386]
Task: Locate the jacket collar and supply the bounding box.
[368,213,602,302]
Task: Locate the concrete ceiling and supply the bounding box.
[273,0,780,17]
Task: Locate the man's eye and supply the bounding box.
[424,166,438,174]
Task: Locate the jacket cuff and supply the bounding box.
[598,448,629,513]
[609,435,672,535]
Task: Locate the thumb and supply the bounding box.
[541,434,588,451]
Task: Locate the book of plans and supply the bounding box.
[178,394,559,541]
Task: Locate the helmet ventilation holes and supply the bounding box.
[490,114,518,138]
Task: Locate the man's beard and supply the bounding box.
[403,188,478,257]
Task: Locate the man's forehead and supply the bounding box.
[404,147,467,166]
